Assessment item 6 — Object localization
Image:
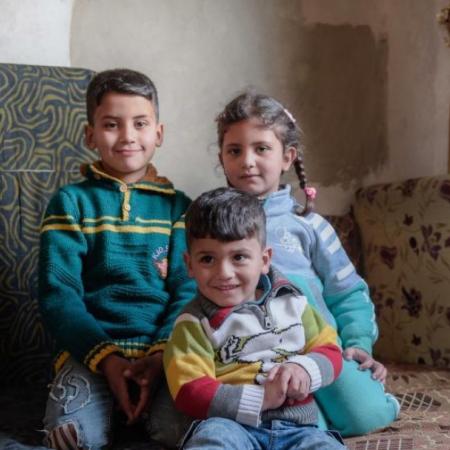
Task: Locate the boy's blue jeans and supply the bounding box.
[182,417,347,450]
[43,357,114,450]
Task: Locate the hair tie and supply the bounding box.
[283,108,296,124]
[304,186,317,200]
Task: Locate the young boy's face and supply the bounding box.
[185,236,271,308]
[85,92,163,183]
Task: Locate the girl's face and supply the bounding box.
[219,118,296,198]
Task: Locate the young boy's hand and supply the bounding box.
[262,365,289,411]
[124,352,164,421]
[98,354,135,423]
[343,347,387,383]
[275,363,311,405]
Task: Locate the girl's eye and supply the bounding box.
[199,255,214,264]
[104,122,118,129]
[226,147,241,156]
[256,146,270,153]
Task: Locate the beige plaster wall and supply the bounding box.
[70,0,309,200]
[300,0,450,213]
[70,0,449,213]
[365,0,450,186]
[1,0,449,214]
[0,0,73,66]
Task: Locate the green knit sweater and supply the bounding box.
[38,162,196,373]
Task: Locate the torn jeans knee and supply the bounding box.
[45,421,82,450]
[43,357,113,450]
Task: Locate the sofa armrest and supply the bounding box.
[353,175,450,368]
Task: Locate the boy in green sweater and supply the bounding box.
[38,68,196,450]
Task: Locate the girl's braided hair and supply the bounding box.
[216,92,314,215]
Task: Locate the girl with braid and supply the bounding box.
[215,92,399,437]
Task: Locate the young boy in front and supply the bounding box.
[38,69,196,450]
[164,187,346,449]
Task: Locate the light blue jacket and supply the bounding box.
[263,185,377,354]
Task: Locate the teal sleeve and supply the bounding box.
[307,214,378,354]
[324,281,377,354]
[155,192,197,342]
[38,190,119,367]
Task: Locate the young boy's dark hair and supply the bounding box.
[185,187,267,249]
[86,68,159,124]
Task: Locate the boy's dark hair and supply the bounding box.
[185,187,266,249]
[86,68,159,125]
[216,92,313,215]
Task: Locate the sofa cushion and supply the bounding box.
[353,175,450,367]
[0,64,94,385]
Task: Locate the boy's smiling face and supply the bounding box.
[185,237,271,308]
[85,92,163,183]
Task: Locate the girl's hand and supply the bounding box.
[343,347,387,383]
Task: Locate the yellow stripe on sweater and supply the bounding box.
[45,216,171,225]
[82,224,171,235]
[41,223,171,235]
[215,361,262,385]
[166,353,216,398]
[83,216,120,223]
[135,218,172,225]
[41,224,82,232]
[54,351,71,374]
[42,215,75,223]
[86,344,122,373]
[133,183,175,194]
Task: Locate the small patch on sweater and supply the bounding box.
[152,245,169,279]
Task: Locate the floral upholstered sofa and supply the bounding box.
[328,176,450,450]
[1,63,449,449]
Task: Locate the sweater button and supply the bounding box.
[119,185,128,192]
[124,204,131,211]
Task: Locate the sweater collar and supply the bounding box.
[80,161,176,194]
[198,265,301,326]
[262,184,296,217]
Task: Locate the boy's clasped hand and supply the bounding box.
[263,363,311,410]
[99,352,163,424]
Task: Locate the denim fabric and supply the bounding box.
[182,417,347,450]
[42,357,114,450]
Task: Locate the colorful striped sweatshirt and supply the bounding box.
[39,162,196,373]
[264,185,378,354]
[164,268,342,427]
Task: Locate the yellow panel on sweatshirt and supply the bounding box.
[166,353,216,398]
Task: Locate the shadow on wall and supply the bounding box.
[283,24,388,189]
